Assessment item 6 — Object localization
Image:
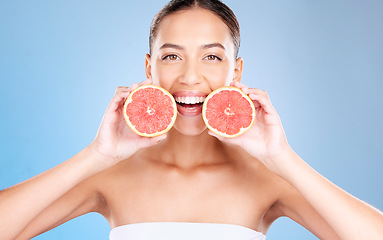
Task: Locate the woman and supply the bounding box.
[1,0,382,239]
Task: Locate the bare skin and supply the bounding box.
[0,7,382,240]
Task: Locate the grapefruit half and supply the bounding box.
[202,86,256,138]
[123,84,177,137]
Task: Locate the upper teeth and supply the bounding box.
[175,96,205,104]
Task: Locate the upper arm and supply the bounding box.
[276,181,340,240]
[15,175,108,240]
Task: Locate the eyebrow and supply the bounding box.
[159,43,226,51]
[201,43,226,50]
[159,43,185,50]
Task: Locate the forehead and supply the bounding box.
[153,8,234,52]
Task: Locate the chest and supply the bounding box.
[101,163,278,229]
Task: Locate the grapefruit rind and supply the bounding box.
[123,84,177,137]
[202,86,256,138]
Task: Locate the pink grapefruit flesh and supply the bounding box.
[123,84,177,137]
[202,86,256,138]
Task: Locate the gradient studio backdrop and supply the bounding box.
[1,0,382,239]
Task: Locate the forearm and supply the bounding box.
[0,146,108,240]
[277,150,383,240]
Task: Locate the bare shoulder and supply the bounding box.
[90,148,155,220]
[221,143,296,230]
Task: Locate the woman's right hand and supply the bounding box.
[88,79,167,167]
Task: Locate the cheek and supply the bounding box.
[151,64,178,88]
[160,70,179,89]
[204,65,234,88]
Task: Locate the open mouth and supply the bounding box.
[174,96,206,108]
[172,92,207,117]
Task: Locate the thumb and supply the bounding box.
[136,133,168,149]
[208,130,229,142]
[208,130,243,146]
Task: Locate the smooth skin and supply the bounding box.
[0,7,382,240]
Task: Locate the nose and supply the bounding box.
[178,60,202,86]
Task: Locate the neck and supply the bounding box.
[159,128,225,169]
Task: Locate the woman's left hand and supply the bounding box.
[208,81,293,174]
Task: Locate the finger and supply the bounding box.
[248,91,275,114]
[136,133,168,149]
[139,78,153,86]
[207,130,229,142]
[231,81,247,88]
[150,133,168,143]
[244,88,266,109]
[207,130,245,147]
[106,87,133,113]
[231,81,251,94]
[114,86,130,95]
[230,82,272,112]
[111,80,153,113]
[129,82,140,91]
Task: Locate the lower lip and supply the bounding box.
[176,103,203,117]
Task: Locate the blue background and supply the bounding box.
[1,0,382,239]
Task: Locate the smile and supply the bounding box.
[175,96,205,105]
[172,91,208,117]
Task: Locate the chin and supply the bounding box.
[172,114,207,136]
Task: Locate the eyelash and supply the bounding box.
[204,55,222,61]
[162,54,222,61]
[162,54,180,61]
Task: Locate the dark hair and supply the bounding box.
[149,0,240,58]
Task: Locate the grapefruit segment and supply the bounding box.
[202,86,256,138]
[123,84,177,137]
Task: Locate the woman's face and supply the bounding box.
[146,7,243,136]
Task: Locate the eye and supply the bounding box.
[204,55,222,61]
[162,54,180,61]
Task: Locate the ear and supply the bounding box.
[145,54,152,79]
[233,57,243,83]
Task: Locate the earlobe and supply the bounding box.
[145,54,152,79]
[233,57,244,83]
